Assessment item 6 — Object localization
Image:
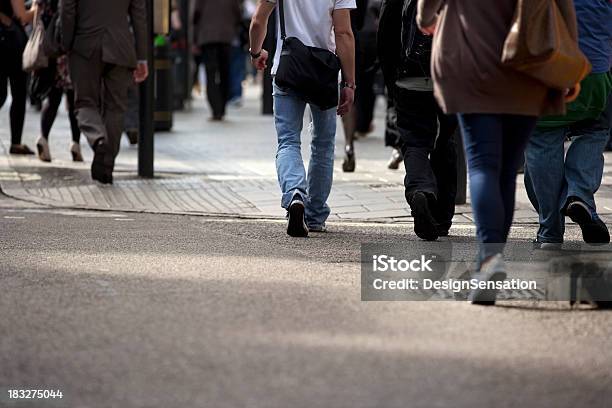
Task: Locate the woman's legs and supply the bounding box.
[65,89,81,144]
[458,114,536,262]
[9,70,27,145]
[41,86,64,140]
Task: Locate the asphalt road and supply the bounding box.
[1,195,611,408]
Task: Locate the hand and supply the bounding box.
[565,83,581,103]
[420,18,437,36]
[251,49,269,71]
[337,87,355,117]
[133,62,149,83]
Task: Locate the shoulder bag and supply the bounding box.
[501,0,591,90]
[23,9,49,72]
[274,0,341,110]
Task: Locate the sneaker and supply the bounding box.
[532,239,562,250]
[308,224,327,233]
[287,197,309,238]
[410,192,439,241]
[565,197,610,244]
[468,254,507,305]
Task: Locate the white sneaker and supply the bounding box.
[468,254,507,305]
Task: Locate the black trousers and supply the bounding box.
[0,68,27,145]
[201,43,231,119]
[354,31,378,133]
[396,87,458,229]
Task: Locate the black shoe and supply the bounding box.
[342,145,355,173]
[565,197,610,244]
[410,192,439,241]
[91,140,113,185]
[437,225,450,237]
[126,130,138,145]
[287,197,309,238]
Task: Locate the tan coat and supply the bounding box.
[417,0,572,116]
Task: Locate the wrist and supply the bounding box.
[249,48,262,59]
[342,81,356,90]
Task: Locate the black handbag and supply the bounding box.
[274,0,341,110]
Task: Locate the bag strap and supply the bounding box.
[278,0,287,40]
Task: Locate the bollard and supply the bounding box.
[154,35,174,131]
[138,0,155,178]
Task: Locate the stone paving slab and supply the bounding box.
[1,85,612,224]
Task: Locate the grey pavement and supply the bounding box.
[1,195,611,408]
[4,85,612,223]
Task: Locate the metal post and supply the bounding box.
[138,0,155,178]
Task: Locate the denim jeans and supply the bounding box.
[524,112,611,243]
[273,82,337,228]
[458,114,537,263]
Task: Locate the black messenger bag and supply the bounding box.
[274,0,341,110]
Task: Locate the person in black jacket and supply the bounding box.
[378,0,458,241]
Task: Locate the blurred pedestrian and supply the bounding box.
[192,0,241,121]
[61,0,148,184]
[417,0,579,303]
[0,0,35,155]
[33,0,82,163]
[380,0,458,241]
[341,0,380,173]
[249,0,356,237]
[525,0,612,246]
[227,0,255,107]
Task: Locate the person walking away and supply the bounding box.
[377,0,404,170]
[33,0,82,163]
[417,0,579,303]
[525,0,612,247]
[60,0,149,184]
[0,0,34,155]
[249,0,356,237]
[192,0,241,121]
[341,0,380,173]
[380,0,457,241]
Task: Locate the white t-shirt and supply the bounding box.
[266,0,357,74]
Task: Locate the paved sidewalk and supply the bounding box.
[1,85,612,223]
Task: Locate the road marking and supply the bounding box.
[3,216,25,219]
[114,218,134,221]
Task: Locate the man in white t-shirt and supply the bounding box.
[249,0,356,237]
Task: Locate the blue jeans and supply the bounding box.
[273,82,337,228]
[524,121,610,243]
[458,114,537,262]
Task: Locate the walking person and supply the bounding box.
[33,0,82,163]
[60,0,149,184]
[525,0,612,247]
[380,0,457,241]
[249,0,356,237]
[0,0,34,155]
[417,0,579,303]
[341,0,380,173]
[192,0,242,121]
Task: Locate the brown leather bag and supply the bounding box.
[501,0,591,90]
